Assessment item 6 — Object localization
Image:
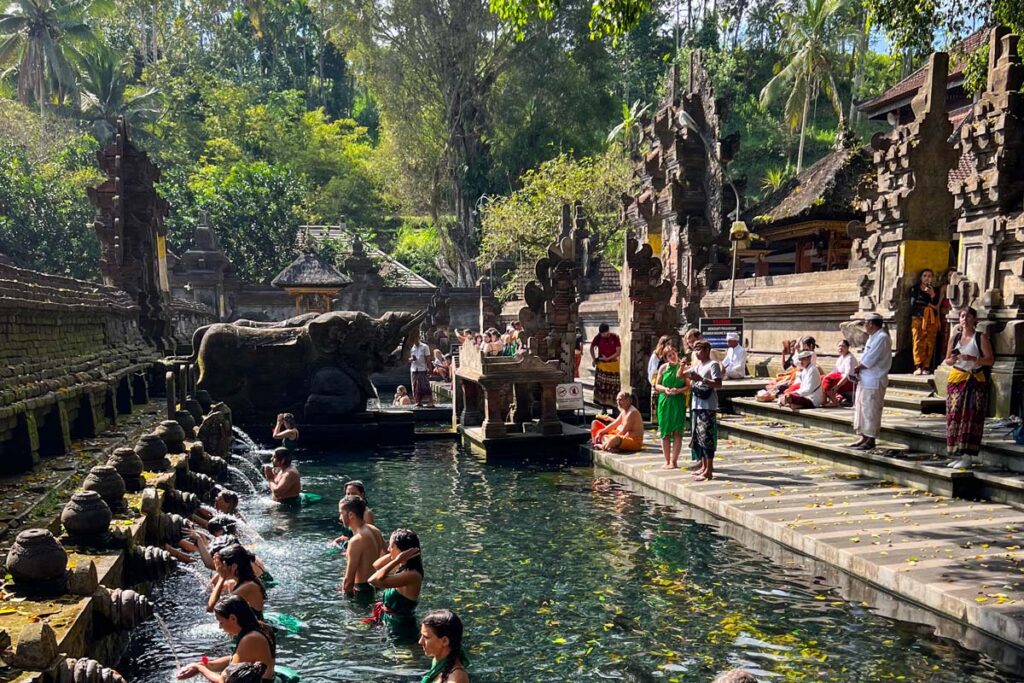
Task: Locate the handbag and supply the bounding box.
[692,382,713,400]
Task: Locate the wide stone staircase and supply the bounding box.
[719,386,1024,509]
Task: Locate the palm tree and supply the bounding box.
[759,0,853,173]
[75,46,162,144]
[607,99,651,158]
[0,0,106,114]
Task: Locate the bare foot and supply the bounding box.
[693,474,713,482]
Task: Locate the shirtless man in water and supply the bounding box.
[591,391,645,453]
[339,495,386,596]
[262,448,300,503]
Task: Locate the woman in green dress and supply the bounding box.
[653,342,689,469]
[366,528,423,642]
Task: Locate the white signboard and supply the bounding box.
[556,382,584,410]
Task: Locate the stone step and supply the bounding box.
[718,413,1024,509]
[730,396,1024,473]
[887,373,937,392]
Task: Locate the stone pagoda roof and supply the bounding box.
[300,225,435,288]
[746,135,872,233]
[271,251,352,289]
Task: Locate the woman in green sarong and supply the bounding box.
[653,342,689,469]
[419,609,469,683]
[366,528,423,642]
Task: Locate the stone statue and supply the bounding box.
[192,310,424,422]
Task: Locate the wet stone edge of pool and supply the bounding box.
[590,448,1024,676]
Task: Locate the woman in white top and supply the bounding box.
[822,339,857,407]
[779,351,822,410]
[647,335,672,425]
[943,306,994,468]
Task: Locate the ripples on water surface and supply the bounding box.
[121,442,1015,682]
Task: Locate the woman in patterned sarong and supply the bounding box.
[944,306,993,469]
[590,323,621,410]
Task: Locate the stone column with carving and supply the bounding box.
[518,234,580,385]
[478,277,501,332]
[853,52,958,370]
[88,118,172,352]
[620,54,735,328]
[335,237,383,314]
[943,27,1024,415]
[618,232,679,417]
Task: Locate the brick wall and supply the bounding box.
[0,263,159,473]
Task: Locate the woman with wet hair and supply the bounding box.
[272,413,300,450]
[222,662,267,683]
[208,544,266,618]
[419,609,469,683]
[366,528,424,639]
[177,596,276,682]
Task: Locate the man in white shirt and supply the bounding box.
[722,332,746,379]
[779,350,822,409]
[848,312,892,450]
[408,337,433,407]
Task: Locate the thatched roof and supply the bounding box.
[746,141,872,232]
[271,252,352,289]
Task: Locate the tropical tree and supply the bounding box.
[758,0,852,173]
[606,99,650,158]
[0,0,106,113]
[75,45,162,144]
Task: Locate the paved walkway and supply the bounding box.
[590,432,1024,654]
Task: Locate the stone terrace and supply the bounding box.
[0,263,158,474]
[592,436,1024,660]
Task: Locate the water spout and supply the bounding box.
[227,466,258,495]
[231,455,263,482]
[153,611,182,673]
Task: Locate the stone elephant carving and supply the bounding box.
[194,310,424,423]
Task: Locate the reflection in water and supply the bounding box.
[121,442,1016,682]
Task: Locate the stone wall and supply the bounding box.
[0,263,158,474]
[170,298,216,355]
[703,268,866,374]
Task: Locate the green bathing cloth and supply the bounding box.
[275,665,300,683]
[299,492,322,504]
[420,650,469,683]
[265,611,305,634]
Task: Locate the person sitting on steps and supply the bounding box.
[590,391,644,453]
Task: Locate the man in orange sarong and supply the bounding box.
[591,391,645,453]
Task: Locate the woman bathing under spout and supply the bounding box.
[177,595,276,682]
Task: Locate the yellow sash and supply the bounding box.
[947,367,986,384]
[596,359,620,373]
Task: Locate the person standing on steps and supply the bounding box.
[688,340,722,481]
[591,323,622,411]
[909,269,940,375]
[409,334,434,407]
[944,306,993,469]
[653,342,688,468]
[647,335,672,427]
[847,312,892,451]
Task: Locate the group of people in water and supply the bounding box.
[165,420,470,683]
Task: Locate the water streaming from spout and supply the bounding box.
[231,455,263,482]
[178,563,209,590]
[231,426,258,451]
[233,517,265,543]
[152,612,182,672]
[226,466,258,494]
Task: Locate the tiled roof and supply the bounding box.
[271,252,352,288]
[858,27,989,117]
[745,140,871,229]
[300,226,436,289]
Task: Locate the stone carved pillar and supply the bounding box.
[853,52,958,370]
[943,27,1024,415]
[517,232,582,385]
[421,285,452,352]
[619,232,679,417]
[481,386,508,438]
[620,55,735,327]
[478,277,500,332]
[460,381,483,426]
[88,118,172,352]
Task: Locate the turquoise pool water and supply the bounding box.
[120,441,1015,682]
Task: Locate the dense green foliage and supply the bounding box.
[0,0,1017,286]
